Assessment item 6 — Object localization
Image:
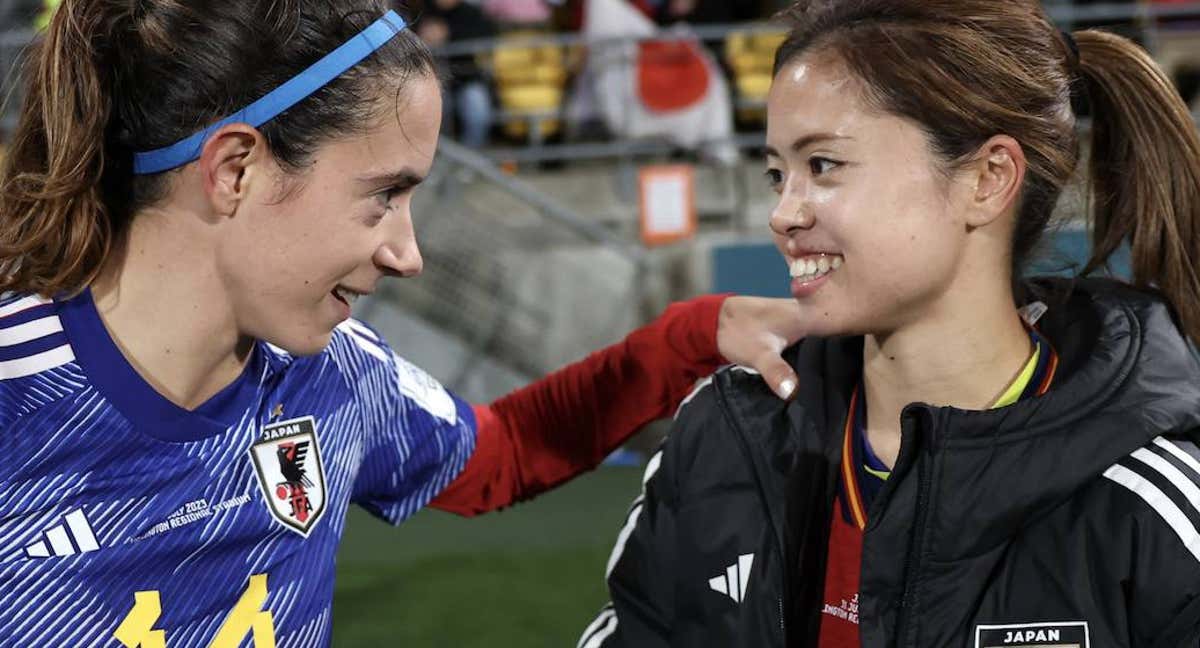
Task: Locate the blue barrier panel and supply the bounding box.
[1029,229,1131,279]
[712,242,790,297]
[712,231,1132,298]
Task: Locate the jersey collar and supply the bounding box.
[57,288,268,442]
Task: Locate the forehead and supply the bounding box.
[766,57,873,149]
[317,73,443,176]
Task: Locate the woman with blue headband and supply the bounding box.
[0,1,807,645]
[585,1,1200,647]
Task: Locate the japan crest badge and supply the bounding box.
[250,416,328,536]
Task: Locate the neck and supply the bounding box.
[90,208,252,410]
[861,287,1031,468]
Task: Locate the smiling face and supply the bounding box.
[217,73,443,355]
[765,56,984,338]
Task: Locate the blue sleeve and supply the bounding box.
[335,321,478,525]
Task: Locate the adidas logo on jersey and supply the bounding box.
[23,509,100,558]
[709,553,754,603]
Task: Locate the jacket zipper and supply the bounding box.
[892,410,934,647]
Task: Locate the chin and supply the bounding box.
[266,328,336,357]
[795,310,870,340]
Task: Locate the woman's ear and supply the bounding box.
[964,134,1027,228]
[198,124,270,217]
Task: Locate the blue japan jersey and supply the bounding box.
[0,290,477,647]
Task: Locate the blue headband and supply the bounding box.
[133,10,408,175]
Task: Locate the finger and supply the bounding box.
[756,355,799,400]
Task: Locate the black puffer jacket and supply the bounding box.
[582,279,1200,648]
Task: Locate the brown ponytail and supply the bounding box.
[0,0,118,297]
[1075,29,1200,344]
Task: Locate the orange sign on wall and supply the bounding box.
[639,165,697,247]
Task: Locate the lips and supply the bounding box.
[331,286,365,306]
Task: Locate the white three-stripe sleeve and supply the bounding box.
[1103,463,1200,564]
[0,316,63,346]
[0,295,50,319]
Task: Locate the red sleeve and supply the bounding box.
[430,294,729,516]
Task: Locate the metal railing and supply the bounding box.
[355,139,653,382]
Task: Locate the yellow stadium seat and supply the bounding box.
[491,31,568,142]
[725,32,752,59]
[752,32,786,53]
[736,74,772,100]
[728,52,760,75]
[500,85,562,111]
[725,29,787,125]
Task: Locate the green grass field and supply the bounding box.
[331,466,642,646]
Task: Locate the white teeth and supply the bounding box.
[789,255,844,282]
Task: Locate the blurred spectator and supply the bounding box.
[417,0,498,148]
[482,0,554,26]
[655,0,760,25]
[1150,0,1200,29]
[632,0,665,20]
[551,0,586,31]
[1069,0,1142,41]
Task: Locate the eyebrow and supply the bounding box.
[356,169,425,189]
[764,133,853,158]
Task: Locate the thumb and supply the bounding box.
[757,354,799,401]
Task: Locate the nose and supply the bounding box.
[374,214,424,278]
[375,241,423,278]
[768,193,815,237]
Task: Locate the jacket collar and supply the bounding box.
[717,277,1200,561]
[924,278,1200,557]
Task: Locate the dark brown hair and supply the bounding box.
[0,0,436,297]
[774,0,1200,343]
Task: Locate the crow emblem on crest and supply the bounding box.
[274,441,315,522]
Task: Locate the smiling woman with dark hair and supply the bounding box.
[584,1,1200,647]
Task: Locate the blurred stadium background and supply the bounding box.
[0,0,1179,644]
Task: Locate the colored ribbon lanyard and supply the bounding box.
[840,329,1059,531]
